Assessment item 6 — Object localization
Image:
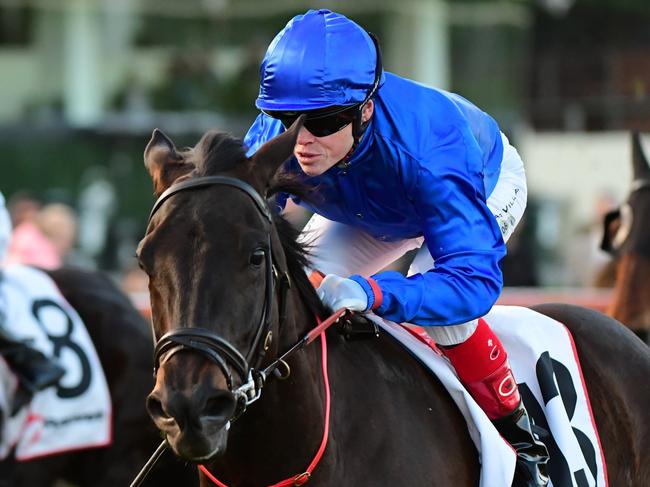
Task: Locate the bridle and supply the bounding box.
[148,175,290,416]
[132,175,347,487]
[601,178,650,256]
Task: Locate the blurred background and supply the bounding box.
[1,0,649,311]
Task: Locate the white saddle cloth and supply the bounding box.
[0,265,111,461]
[370,305,608,487]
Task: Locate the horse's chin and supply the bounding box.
[169,424,230,462]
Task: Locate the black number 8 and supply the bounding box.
[519,351,597,487]
[32,299,92,399]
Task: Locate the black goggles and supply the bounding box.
[262,105,359,138]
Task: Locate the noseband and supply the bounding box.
[148,176,286,410]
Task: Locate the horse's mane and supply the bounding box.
[187,130,327,321]
[269,176,329,321]
[271,213,328,321]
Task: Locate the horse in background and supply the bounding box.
[0,267,196,486]
[138,121,650,486]
[601,132,650,344]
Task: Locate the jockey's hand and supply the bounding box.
[317,274,369,312]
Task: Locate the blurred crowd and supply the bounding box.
[2,192,150,308]
[5,194,77,270]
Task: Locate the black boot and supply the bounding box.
[492,401,550,487]
[0,328,66,413]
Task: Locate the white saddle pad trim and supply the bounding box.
[0,265,112,461]
[368,305,608,487]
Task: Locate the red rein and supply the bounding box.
[199,317,332,486]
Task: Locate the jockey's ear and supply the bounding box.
[144,129,195,197]
[250,115,305,184]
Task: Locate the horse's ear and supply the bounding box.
[631,131,650,180]
[250,115,305,182]
[144,129,194,196]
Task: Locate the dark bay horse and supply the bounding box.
[0,267,195,486]
[601,132,650,344]
[139,119,650,486]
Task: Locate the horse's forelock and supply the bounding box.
[190,130,248,176]
[179,130,326,319]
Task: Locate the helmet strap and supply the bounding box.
[336,103,370,168]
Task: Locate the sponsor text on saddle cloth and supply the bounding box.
[373,306,608,487]
[0,265,111,460]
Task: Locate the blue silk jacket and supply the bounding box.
[244,72,507,326]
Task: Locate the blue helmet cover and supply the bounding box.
[256,9,385,111]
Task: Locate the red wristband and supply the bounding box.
[367,277,383,310]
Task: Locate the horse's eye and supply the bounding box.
[250,249,266,267]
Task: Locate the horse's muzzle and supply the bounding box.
[146,387,237,460]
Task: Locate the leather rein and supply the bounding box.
[130,175,344,487]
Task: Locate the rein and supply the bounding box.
[199,315,336,487]
[129,310,344,487]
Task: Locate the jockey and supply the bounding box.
[244,9,548,486]
[0,191,65,412]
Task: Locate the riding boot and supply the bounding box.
[493,400,551,487]
[440,318,549,487]
[0,327,65,411]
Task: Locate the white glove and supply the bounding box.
[317,274,368,312]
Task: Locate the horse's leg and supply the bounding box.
[533,303,650,486]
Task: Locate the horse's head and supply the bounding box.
[137,118,306,461]
[601,132,650,328]
[601,132,650,258]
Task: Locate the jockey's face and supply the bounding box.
[294,100,374,177]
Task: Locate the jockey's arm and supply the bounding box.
[351,124,506,326]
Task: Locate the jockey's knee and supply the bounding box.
[425,319,479,347]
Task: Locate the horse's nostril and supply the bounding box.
[146,395,167,419]
[203,393,236,418]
